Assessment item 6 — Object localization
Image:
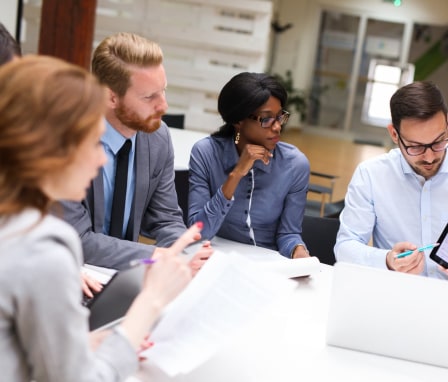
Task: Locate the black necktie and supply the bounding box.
[109,139,132,238]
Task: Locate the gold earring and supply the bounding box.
[234,131,240,145]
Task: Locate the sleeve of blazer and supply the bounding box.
[60,199,154,270]
[139,126,186,247]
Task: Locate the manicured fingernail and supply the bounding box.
[196,221,203,229]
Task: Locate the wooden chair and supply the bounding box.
[306,171,343,217]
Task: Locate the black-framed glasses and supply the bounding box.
[395,129,448,156]
[248,110,290,129]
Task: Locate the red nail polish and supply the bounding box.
[196,221,203,229]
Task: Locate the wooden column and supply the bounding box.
[38,0,97,69]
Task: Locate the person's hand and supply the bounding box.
[437,265,448,276]
[292,244,310,259]
[140,223,204,307]
[152,228,213,276]
[233,144,273,177]
[386,242,425,274]
[188,241,213,276]
[81,272,103,298]
[137,333,154,361]
[151,223,203,261]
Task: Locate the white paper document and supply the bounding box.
[251,255,321,278]
[81,264,117,284]
[141,250,298,376]
[184,236,321,278]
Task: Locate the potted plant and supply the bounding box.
[273,70,308,125]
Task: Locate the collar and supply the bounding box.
[398,147,448,178]
[102,120,137,155]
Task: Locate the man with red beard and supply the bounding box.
[335,81,448,280]
[61,33,211,271]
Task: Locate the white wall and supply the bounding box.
[22,0,273,133]
[0,0,19,37]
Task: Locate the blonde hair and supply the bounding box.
[0,55,107,215]
[92,32,163,97]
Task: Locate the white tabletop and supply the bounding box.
[169,127,208,171]
[131,240,448,381]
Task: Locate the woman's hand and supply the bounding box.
[233,144,272,177]
[140,223,205,306]
[188,241,213,276]
[222,144,272,200]
[121,223,204,350]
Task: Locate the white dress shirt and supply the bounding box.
[335,148,448,280]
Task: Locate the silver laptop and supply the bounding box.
[326,262,448,368]
[87,265,145,331]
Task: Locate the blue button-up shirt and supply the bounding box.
[188,136,310,258]
[335,148,448,280]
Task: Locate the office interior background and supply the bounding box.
[1,0,447,201]
[2,0,448,138]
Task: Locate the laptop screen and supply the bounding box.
[88,265,145,330]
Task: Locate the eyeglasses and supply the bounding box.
[395,129,448,156]
[248,110,290,129]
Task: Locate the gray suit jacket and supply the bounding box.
[61,123,186,270]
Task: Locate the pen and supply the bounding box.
[129,258,156,267]
[396,243,439,259]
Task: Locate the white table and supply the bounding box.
[169,127,208,170]
[132,256,448,381]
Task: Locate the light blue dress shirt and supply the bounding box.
[335,148,448,280]
[188,136,310,258]
[101,121,136,238]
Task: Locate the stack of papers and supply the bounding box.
[184,236,321,278]
[141,249,313,376]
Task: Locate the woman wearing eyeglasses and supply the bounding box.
[188,72,310,259]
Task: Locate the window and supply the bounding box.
[361,60,414,127]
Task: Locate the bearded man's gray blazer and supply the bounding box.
[61,123,186,270]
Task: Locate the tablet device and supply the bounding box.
[430,223,448,268]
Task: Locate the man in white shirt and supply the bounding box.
[335,81,448,280]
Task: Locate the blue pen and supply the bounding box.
[396,243,439,259]
[129,258,156,267]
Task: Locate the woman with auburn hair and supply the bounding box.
[0,21,103,298]
[0,55,200,381]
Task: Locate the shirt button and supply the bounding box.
[246,195,250,199]
[244,210,248,214]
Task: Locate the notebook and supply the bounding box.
[326,262,448,368]
[86,264,145,330]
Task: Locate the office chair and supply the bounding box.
[162,114,185,129]
[307,170,340,217]
[301,215,340,265]
[305,199,345,218]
